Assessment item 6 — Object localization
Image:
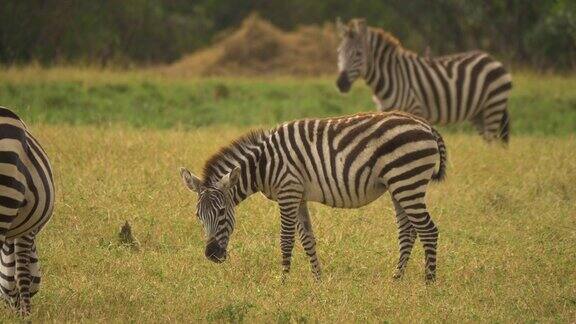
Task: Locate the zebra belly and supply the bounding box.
[303,177,387,209]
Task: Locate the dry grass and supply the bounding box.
[1,124,574,322]
[161,14,340,77]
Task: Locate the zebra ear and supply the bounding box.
[354,18,367,36]
[336,17,349,38]
[180,167,204,193]
[217,166,240,190]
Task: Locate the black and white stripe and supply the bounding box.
[0,107,55,316]
[180,111,447,282]
[336,18,513,142]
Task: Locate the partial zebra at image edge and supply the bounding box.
[0,106,55,317]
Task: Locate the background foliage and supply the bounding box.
[1,0,575,70]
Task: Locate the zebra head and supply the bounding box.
[336,17,368,93]
[179,166,240,263]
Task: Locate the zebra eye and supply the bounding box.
[218,207,226,215]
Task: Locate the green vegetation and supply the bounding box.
[2,1,575,70]
[0,125,573,322]
[1,68,575,135]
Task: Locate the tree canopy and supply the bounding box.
[1,0,574,70]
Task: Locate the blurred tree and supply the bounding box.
[0,0,574,70]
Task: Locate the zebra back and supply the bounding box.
[337,19,513,142]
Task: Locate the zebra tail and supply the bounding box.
[430,127,447,182]
[499,109,510,144]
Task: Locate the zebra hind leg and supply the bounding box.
[393,194,439,283]
[28,239,41,299]
[499,109,510,143]
[391,199,417,279]
[0,240,17,311]
[471,114,485,138]
[14,234,37,316]
[297,203,321,280]
[480,99,509,143]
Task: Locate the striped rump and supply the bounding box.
[0,107,54,316]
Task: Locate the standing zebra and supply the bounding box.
[179,111,447,282]
[0,107,55,316]
[335,18,513,142]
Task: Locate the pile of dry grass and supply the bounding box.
[161,14,339,77]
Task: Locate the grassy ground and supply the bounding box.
[0,124,574,322]
[0,68,575,322]
[0,67,575,135]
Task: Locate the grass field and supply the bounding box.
[1,67,576,135]
[0,68,575,322]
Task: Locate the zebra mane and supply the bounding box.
[366,25,421,57]
[370,27,401,48]
[202,129,269,185]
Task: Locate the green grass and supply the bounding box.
[0,68,575,135]
[0,125,574,322]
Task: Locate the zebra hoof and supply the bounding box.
[392,269,404,280]
[18,306,31,317]
[281,270,290,284]
[425,273,436,284]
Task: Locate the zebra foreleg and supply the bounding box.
[297,203,321,280]
[278,200,301,280]
[392,199,417,279]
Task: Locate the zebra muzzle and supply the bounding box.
[205,239,227,263]
[336,72,351,93]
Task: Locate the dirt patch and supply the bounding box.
[161,14,339,77]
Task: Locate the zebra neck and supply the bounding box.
[213,149,265,206]
[364,32,417,108]
[202,130,270,206]
[362,32,377,80]
[365,40,399,99]
[230,162,260,206]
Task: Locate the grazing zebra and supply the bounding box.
[335,18,513,142]
[0,107,55,316]
[179,111,447,282]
